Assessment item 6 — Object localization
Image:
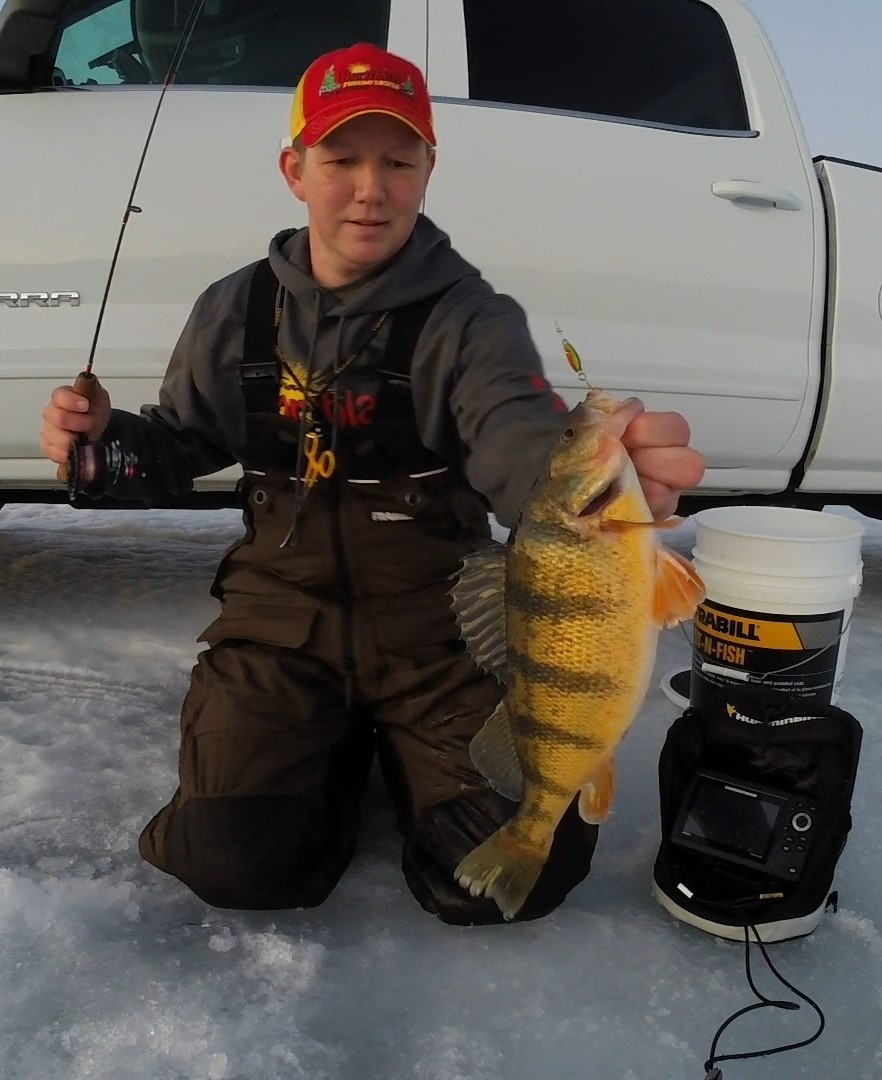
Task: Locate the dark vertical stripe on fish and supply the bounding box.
[506,578,617,619]
[509,650,621,696]
[521,759,576,799]
[510,711,607,752]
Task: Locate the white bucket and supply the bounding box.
[688,506,864,710]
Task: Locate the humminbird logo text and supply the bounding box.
[0,292,80,307]
[726,703,817,727]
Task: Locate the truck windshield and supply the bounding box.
[52,0,391,88]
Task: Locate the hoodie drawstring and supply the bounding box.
[277,295,391,549]
[279,290,323,549]
[329,316,346,461]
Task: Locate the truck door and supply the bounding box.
[0,0,426,490]
[424,0,825,489]
[0,0,162,484]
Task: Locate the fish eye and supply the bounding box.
[560,427,576,442]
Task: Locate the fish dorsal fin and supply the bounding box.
[469,700,523,802]
[448,543,508,682]
[653,547,706,628]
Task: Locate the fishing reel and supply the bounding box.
[66,437,150,500]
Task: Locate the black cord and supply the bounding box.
[703,924,825,1078]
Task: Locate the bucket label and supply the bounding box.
[691,600,846,709]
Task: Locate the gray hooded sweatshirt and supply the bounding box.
[102,214,568,528]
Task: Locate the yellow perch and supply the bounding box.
[451,388,705,919]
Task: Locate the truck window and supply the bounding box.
[55,1,137,86]
[463,0,749,132]
[52,0,390,88]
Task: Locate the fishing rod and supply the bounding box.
[59,0,208,489]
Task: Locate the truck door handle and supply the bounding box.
[712,180,802,211]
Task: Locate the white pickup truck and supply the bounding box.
[1,0,880,516]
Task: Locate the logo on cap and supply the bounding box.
[317,62,416,100]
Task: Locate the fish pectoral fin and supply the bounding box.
[449,544,508,681]
[603,516,685,533]
[652,546,706,628]
[578,758,615,824]
[653,515,686,531]
[601,518,646,532]
[469,700,524,802]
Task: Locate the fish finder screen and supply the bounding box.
[680,775,782,860]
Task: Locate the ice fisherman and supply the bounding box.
[40,43,704,925]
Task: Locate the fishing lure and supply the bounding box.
[555,322,589,386]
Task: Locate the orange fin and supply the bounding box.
[578,758,616,824]
[654,515,686,530]
[602,518,649,532]
[604,515,685,532]
[652,547,706,628]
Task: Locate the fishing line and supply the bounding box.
[85,0,207,379]
[60,0,208,482]
[87,0,206,375]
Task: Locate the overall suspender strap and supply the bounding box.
[380,286,452,377]
[369,285,453,472]
[240,258,280,414]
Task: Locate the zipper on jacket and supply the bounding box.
[328,472,357,710]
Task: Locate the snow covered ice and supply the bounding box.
[0,502,879,1080]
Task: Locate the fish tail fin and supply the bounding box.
[455,822,550,921]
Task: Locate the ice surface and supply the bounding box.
[0,502,879,1080]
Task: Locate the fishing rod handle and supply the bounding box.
[56,370,97,484]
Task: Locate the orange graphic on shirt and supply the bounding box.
[278,360,316,421]
[277,359,377,429]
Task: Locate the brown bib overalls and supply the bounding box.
[138,268,597,923]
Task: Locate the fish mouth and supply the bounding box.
[574,480,620,518]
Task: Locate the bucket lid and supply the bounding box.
[693,505,864,544]
[693,506,863,582]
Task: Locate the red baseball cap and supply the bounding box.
[289,42,435,148]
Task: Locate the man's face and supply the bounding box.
[279,113,435,289]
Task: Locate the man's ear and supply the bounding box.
[279,147,306,202]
